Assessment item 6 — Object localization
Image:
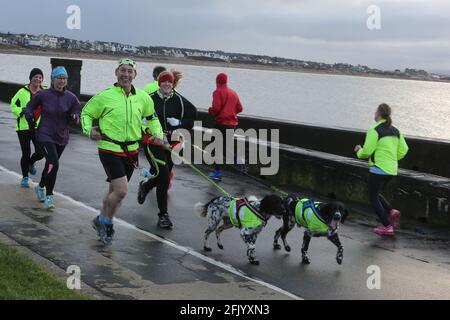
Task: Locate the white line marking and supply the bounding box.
[0,165,303,300]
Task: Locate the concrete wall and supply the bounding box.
[191,128,450,228]
[196,110,450,178]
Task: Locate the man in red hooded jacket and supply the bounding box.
[208,73,243,180]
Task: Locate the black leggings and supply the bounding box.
[212,124,236,171]
[142,144,173,213]
[368,173,393,227]
[38,142,66,196]
[17,130,44,177]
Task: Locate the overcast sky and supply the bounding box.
[1,0,450,73]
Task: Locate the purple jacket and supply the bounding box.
[25,88,81,145]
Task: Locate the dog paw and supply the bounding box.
[301,256,311,264]
[217,243,224,250]
[273,243,281,250]
[203,246,212,252]
[336,256,343,264]
[284,245,291,252]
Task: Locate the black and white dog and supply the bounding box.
[273,194,349,264]
[195,194,285,265]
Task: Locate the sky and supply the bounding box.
[1,0,450,73]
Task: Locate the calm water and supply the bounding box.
[1,53,450,140]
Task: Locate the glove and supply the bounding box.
[26,118,36,130]
[72,114,80,125]
[166,117,181,127]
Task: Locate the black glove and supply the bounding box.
[26,118,36,130]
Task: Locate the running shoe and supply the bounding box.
[44,195,55,210]
[373,225,395,236]
[388,209,401,229]
[104,224,115,245]
[158,212,173,229]
[29,164,37,175]
[34,185,45,202]
[20,177,29,188]
[137,180,149,204]
[208,170,223,181]
[92,217,106,238]
[91,217,114,244]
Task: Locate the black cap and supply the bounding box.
[29,68,44,81]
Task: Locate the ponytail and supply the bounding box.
[171,70,183,89]
[386,115,392,127]
[377,103,392,127]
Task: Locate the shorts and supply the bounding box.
[99,151,137,182]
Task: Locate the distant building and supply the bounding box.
[27,38,42,47]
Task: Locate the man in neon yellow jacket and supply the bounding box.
[355,103,408,236]
[10,68,46,187]
[81,58,164,245]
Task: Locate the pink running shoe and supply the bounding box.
[388,209,401,229]
[373,225,395,236]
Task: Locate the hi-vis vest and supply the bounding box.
[294,199,329,233]
[228,198,267,229]
[10,85,45,131]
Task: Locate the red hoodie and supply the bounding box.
[208,82,243,127]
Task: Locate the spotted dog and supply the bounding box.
[195,194,285,265]
[273,194,349,264]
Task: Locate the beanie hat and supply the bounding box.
[51,66,68,79]
[29,68,44,81]
[158,71,174,86]
[216,73,228,85]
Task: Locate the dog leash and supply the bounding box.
[161,143,231,197]
[189,141,289,197]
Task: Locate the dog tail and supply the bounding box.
[194,202,207,218]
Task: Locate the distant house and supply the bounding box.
[27,38,42,47]
[47,37,58,48]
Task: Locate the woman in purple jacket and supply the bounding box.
[25,67,81,210]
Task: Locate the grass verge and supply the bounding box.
[0,242,89,300]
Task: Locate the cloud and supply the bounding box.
[0,0,449,71]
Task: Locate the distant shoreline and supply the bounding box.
[1,46,449,84]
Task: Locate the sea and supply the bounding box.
[1,53,449,141]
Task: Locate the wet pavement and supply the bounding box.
[0,102,449,300]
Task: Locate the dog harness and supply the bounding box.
[294,199,329,233]
[228,198,267,229]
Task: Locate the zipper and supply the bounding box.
[163,97,167,132]
[130,100,133,136]
[123,92,128,141]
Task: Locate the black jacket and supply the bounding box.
[148,90,197,133]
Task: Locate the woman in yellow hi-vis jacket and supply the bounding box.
[354,103,409,236]
[10,68,46,187]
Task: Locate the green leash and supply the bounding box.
[189,142,289,197]
[161,144,231,197]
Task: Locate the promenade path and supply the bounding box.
[0,102,449,300]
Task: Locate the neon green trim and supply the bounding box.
[228,199,264,228]
[294,199,328,233]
